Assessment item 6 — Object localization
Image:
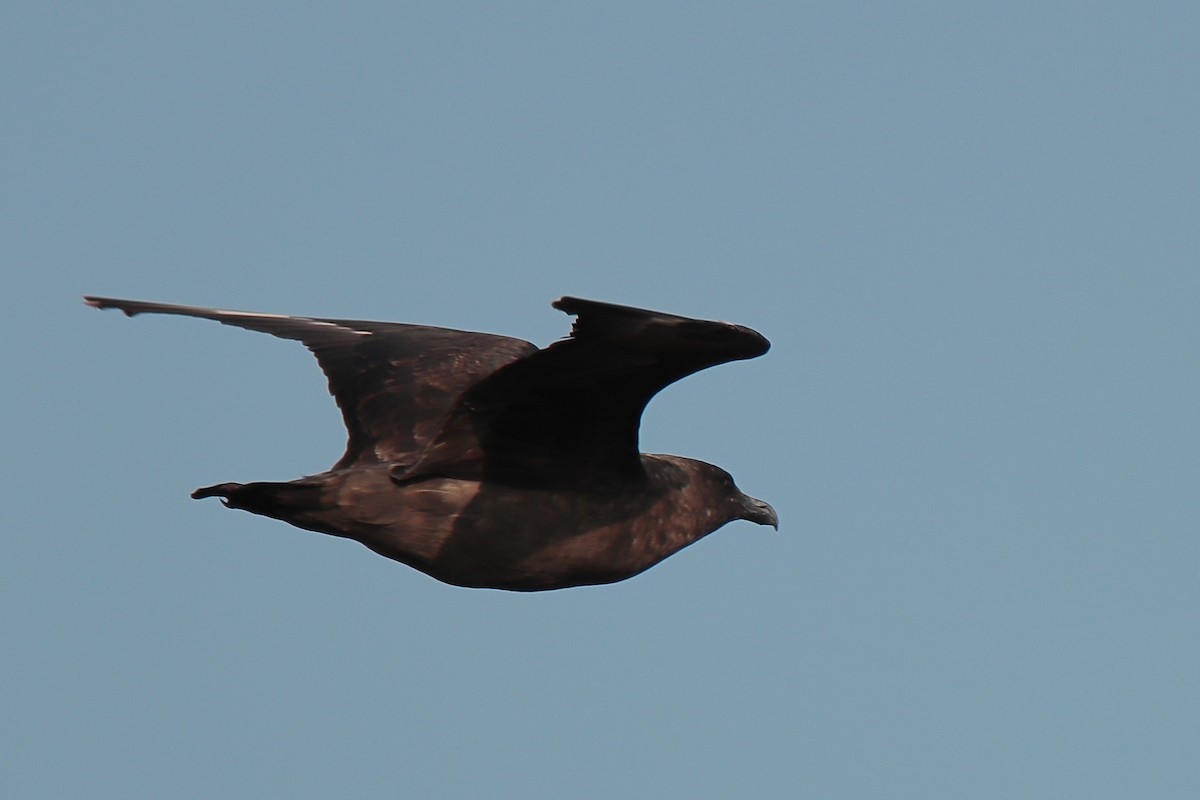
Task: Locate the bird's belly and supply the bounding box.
[343,472,709,591]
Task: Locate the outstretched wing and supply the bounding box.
[84,297,537,468]
[406,296,770,484]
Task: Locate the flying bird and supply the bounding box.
[85,295,778,590]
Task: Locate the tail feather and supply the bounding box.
[192,479,326,518]
[192,482,241,501]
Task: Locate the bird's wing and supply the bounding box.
[405,296,770,484]
[84,297,537,468]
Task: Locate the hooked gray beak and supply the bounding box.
[740,495,779,530]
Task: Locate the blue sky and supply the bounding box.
[4,2,1197,797]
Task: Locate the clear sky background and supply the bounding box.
[4,2,1197,798]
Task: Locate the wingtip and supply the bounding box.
[551,296,583,314]
[82,296,154,317]
[83,296,131,315]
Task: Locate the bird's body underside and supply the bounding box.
[86,294,777,591]
[193,455,743,591]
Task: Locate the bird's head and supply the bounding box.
[694,462,778,531]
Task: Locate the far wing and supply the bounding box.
[405,296,770,483]
[85,297,537,468]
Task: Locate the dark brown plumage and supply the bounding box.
[85,294,778,590]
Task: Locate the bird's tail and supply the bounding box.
[192,480,327,522]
